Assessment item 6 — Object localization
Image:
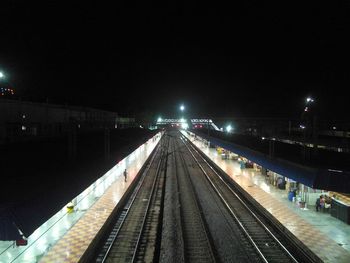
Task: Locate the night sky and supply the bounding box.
[0,2,349,120]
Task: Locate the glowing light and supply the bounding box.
[157,117,162,122]
[306,97,314,103]
[226,125,232,133]
[180,105,185,111]
[0,72,4,78]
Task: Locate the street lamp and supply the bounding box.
[301,96,316,161]
[0,71,4,79]
[180,104,185,111]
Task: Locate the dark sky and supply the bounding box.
[0,1,349,120]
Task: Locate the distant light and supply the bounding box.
[262,137,265,140]
[306,97,314,103]
[181,123,189,129]
[304,107,308,112]
[22,115,26,119]
[157,117,162,122]
[21,125,26,131]
[328,169,343,173]
[333,126,337,130]
[226,125,232,133]
[0,72,4,78]
[299,124,306,129]
[180,105,185,111]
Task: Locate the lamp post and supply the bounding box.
[301,96,316,161]
[179,104,186,129]
[207,117,210,144]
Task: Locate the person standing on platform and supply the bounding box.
[320,195,325,210]
[124,169,128,182]
[315,196,320,212]
[316,195,323,212]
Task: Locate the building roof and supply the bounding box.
[195,131,350,193]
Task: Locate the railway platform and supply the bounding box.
[0,133,161,263]
[183,131,350,263]
[4,129,349,262]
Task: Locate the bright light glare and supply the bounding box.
[306,97,314,103]
[0,72,4,78]
[180,105,185,111]
[157,117,162,122]
[226,125,232,133]
[181,123,189,129]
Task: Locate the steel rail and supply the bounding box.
[131,136,169,262]
[174,136,216,263]
[180,134,298,263]
[100,140,163,263]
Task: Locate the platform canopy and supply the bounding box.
[195,132,350,193]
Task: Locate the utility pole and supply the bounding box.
[269,139,275,158]
[207,117,211,148]
[312,115,318,158]
[104,128,110,160]
[68,123,77,161]
[288,120,291,136]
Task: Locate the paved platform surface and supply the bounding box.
[184,131,350,263]
[0,133,160,263]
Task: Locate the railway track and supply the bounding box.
[95,135,169,263]
[172,135,216,262]
[180,132,314,263]
[92,131,316,263]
